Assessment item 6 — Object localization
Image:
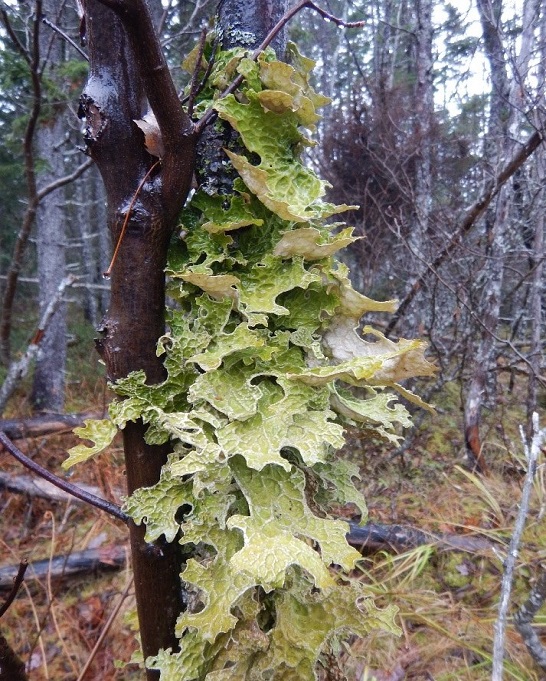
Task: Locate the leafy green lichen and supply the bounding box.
[69,39,435,681]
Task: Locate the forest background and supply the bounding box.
[0,0,545,679]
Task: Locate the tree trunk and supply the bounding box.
[407,0,433,271]
[77,176,99,327]
[31,115,67,412]
[526,3,546,437]
[463,0,539,471]
[79,0,196,674]
[218,0,286,53]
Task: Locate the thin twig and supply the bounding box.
[103,160,160,278]
[187,26,208,118]
[0,431,128,523]
[0,7,31,65]
[0,561,28,619]
[76,574,133,681]
[386,129,544,337]
[195,0,365,133]
[183,27,222,106]
[37,158,93,200]
[387,220,546,391]
[492,413,544,680]
[0,276,76,414]
[250,0,365,60]
[41,16,89,60]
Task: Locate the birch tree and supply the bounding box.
[463,0,541,471]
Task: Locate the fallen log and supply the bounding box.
[0,411,104,440]
[0,545,127,590]
[0,521,496,591]
[347,521,496,554]
[0,471,121,506]
[0,432,128,523]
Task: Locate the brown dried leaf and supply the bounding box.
[134,111,164,158]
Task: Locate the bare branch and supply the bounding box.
[0,561,28,619]
[37,158,93,200]
[0,411,104,440]
[252,0,365,58]
[386,129,544,337]
[0,7,31,64]
[492,414,544,680]
[196,0,366,132]
[0,546,127,590]
[102,0,193,146]
[41,16,88,60]
[187,26,208,118]
[0,276,76,414]
[0,431,128,523]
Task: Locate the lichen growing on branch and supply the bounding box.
[67,41,435,680]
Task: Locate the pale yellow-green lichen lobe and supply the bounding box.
[70,42,433,681]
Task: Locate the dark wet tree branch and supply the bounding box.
[0,431,128,523]
[0,561,28,619]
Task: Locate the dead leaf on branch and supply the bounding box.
[134,111,164,158]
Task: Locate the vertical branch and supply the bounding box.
[0,1,43,365]
[79,0,197,675]
[462,0,540,473]
[526,4,546,438]
[492,414,544,680]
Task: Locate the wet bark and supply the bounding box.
[79,0,196,674]
[218,0,287,53]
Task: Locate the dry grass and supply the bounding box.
[1,382,140,680]
[1,370,545,680]
[338,379,545,681]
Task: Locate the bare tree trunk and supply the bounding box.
[76,165,110,327]
[31,115,67,412]
[526,162,545,437]
[526,4,546,438]
[463,0,539,471]
[407,0,433,270]
[77,178,99,326]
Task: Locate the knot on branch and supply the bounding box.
[78,95,107,144]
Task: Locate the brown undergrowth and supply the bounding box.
[1,367,545,679]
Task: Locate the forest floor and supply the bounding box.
[0,312,545,680]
